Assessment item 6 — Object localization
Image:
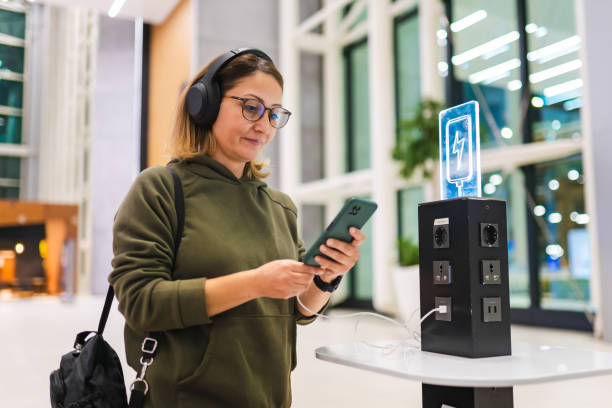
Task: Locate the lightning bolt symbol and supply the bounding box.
[452,130,465,171]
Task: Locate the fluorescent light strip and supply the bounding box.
[452,31,519,66]
[529,59,582,83]
[108,0,128,18]
[563,98,583,111]
[468,58,521,84]
[450,10,487,32]
[545,88,582,106]
[543,78,583,98]
[527,36,580,62]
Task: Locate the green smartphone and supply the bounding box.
[303,197,378,267]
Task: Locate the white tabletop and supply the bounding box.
[315,341,612,387]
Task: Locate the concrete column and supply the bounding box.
[279,0,300,197]
[576,0,612,339]
[369,0,397,313]
[418,0,444,102]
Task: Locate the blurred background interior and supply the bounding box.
[1,0,612,406]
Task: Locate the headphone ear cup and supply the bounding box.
[186,82,208,124]
[201,80,221,127]
[186,80,222,127]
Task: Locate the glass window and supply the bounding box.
[482,170,530,308]
[449,0,522,148]
[300,52,324,182]
[0,114,21,143]
[0,9,25,39]
[398,186,424,244]
[0,43,24,73]
[395,10,421,123]
[348,196,373,300]
[0,155,19,179]
[527,0,582,142]
[300,204,325,250]
[0,79,23,108]
[531,155,590,311]
[344,40,370,172]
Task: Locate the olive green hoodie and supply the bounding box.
[109,155,316,407]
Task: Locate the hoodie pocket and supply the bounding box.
[177,315,294,408]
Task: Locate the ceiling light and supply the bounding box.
[437,29,448,40]
[534,205,546,216]
[531,96,544,108]
[529,59,582,84]
[546,244,564,259]
[563,97,583,111]
[576,214,589,225]
[567,169,580,181]
[468,58,521,84]
[108,0,128,18]
[507,80,522,91]
[484,183,496,195]
[551,120,561,130]
[548,213,562,224]
[548,179,560,191]
[489,174,503,185]
[543,78,583,98]
[527,36,580,63]
[525,23,538,34]
[452,31,519,66]
[450,10,487,33]
[501,127,513,139]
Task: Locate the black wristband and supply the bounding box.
[313,275,343,293]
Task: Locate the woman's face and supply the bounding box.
[210,71,283,177]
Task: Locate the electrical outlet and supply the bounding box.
[481,260,501,285]
[435,296,452,321]
[480,223,499,247]
[482,297,502,322]
[433,261,452,284]
[433,223,450,249]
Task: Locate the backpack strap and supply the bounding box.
[96,166,185,338]
[129,165,185,405]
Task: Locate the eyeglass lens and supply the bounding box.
[242,99,290,128]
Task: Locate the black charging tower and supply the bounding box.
[418,197,513,407]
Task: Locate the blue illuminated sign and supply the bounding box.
[439,101,481,199]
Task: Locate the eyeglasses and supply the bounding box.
[224,95,292,129]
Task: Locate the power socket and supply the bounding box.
[480,223,499,247]
[483,297,502,322]
[433,219,450,248]
[435,296,452,321]
[433,261,452,284]
[481,260,501,285]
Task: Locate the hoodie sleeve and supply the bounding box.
[109,166,211,333]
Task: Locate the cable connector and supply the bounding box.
[438,305,448,314]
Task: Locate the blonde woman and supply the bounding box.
[109,48,365,407]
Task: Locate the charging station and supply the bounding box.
[418,197,511,358]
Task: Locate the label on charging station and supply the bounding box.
[439,101,481,199]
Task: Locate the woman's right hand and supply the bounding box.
[254,260,321,299]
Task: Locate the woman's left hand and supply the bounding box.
[314,227,366,283]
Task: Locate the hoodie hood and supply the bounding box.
[182,154,267,188]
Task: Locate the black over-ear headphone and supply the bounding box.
[186,47,273,128]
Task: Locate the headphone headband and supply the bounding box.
[186,48,274,127]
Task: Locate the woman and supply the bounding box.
[109,48,365,407]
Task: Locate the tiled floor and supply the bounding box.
[2,295,612,407]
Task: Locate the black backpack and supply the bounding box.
[50,166,184,408]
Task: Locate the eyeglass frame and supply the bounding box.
[224,95,292,129]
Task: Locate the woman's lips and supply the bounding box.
[243,137,262,145]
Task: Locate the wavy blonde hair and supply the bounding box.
[167,53,284,179]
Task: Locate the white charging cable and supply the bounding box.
[296,295,448,353]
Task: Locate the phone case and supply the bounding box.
[303,198,378,267]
